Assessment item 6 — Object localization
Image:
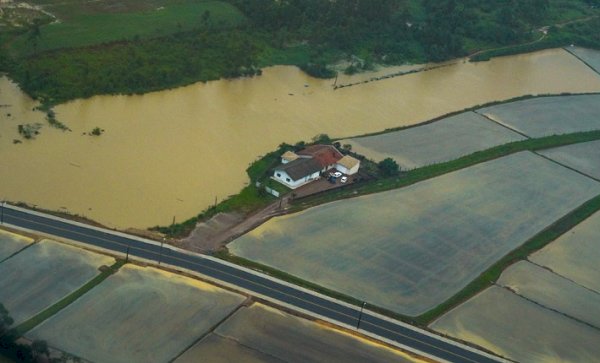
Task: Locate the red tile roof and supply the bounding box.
[297,145,343,168]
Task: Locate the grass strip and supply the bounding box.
[415,193,600,325]
[14,260,125,336]
[294,130,600,210]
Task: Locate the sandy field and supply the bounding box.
[27,264,245,363]
[498,260,600,328]
[539,139,600,180]
[0,229,32,261]
[430,286,600,362]
[479,94,600,137]
[229,152,600,315]
[343,111,525,169]
[177,303,421,363]
[530,210,600,293]
[0,239,113,325]
[2,48,600,228]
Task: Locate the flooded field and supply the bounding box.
[28,264,245,363]
[539,139,600,180]
[229,152,600,315]
[0,229,32,261]
[177,303,420,363]
[530,210,600,292]
[568,46,600,73]
[430,286,600,362]
[343,111,525,169]
[479,94,600,137]
[497,261,600,328]
[2,48,600,228]
[0,239,114,325]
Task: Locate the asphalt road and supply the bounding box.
[1,204,502,363]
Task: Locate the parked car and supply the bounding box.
[333,171,342,178]
[340,176,348,183]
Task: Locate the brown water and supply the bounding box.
[2,48,600,228]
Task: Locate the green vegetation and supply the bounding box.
[416,193,600,325]
[377,157,400,176]
[14,259,124,336]
[17,123,42,140]
[1,0,598,104]
[0,304,49,363]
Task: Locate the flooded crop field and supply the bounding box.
[177,304,420,363]
[497,261,600,328]
[539,139,600,180]
[0,229,32,261]
[2,48,600,228]
[530,210,600,293]
[229,152,600,315]
[568,46,600,73]
[430,286,600,362]
[0,239,114,325]
[479,94,600,137]
[27,264,245,363]
[343,111,525,169]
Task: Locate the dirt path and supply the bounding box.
[175,196,290,254]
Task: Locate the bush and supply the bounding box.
[378,157,400,176]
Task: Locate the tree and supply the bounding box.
[31,340,49,360]
[27,19,43,54]
[378,157,399,176]
[0,304,14,337]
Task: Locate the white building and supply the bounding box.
[272,158,322,189]
[335,155,360,175]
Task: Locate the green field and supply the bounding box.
[344,111,525,169]
[229,152,600,316]
[10,0,245,56]
[478,94,600,137]
[430,286,600,362]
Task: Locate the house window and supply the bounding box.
[286,178,291,182]
[276,173,281,177]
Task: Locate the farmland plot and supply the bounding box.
[567,46,600,74]
[0,240,113,325]
[229,152,600,315]
[344,112,525,169]
[497,261,600,328]
[530,210,600,292]
[539,140,600,180]
[177,304,419,363]
[28,265,245,363]
[478,94,600,137]
[430,286,600,362]
[0,229,32,261]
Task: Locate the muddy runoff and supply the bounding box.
[1,48,600,229]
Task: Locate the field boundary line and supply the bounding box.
[533,152,600,183]
[0,238,37,264]
[496,284,600,332]
[564,46,600,77]
[473,111,532,139]
[527,259,600,296]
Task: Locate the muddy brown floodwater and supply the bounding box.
[1,48,600,228]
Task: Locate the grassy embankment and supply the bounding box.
[13,259,124,335]
[216,129,600,326]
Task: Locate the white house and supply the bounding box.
[272,158,322,189]
[335,155,360,175]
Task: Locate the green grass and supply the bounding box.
[13,259,124,336]
[11,1,245,56]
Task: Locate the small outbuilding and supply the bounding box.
[335,155,360,175]
[281,151,299,164]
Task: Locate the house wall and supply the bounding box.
[336,162,360,175]
[273,170,320,189]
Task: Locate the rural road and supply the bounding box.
[1,203,504,363]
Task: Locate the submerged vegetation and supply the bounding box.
[0,0,599,104]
